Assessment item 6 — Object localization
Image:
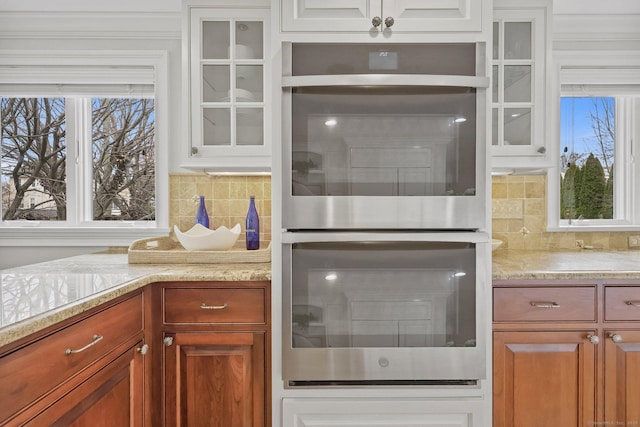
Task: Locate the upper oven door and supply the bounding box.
[282,43,489,230]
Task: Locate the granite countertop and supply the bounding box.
[493,249,640,281]
[0,253,271,348]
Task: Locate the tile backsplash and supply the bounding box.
[170,174,271,246]
[170,173,633,251]
[492,174,635,250]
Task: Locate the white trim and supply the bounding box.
[0,49,170,245]
[547,50,640,231]
[0,227,170,247]
[0,11,181,40]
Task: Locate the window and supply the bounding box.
[2,97,155,222]
[548,52,640,230]
[0,51,168,245]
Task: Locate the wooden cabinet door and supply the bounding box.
[23,342,145,427]
[604,329,640,425]
[164,331,266,427]
[493,331,597,427]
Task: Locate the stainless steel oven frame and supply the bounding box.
[281,42,490,231]
[281,231,489,386]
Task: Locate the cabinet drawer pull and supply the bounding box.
[587,334,600,344]
[65,334,103,355]
[200,303,228,310]
[529,301,560,308]
[625,300,640,307]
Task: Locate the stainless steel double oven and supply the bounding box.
[281,42,490,386]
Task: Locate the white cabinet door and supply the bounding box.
[491,0,553,170]
[382,0,483,32]
[280,0,483,32]
[283,398,484,427]
[280,0,381,32]
[182,5,271,171]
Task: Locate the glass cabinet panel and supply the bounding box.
[504,22,532,59]
[196,18,265,149]
[492,17,536,153]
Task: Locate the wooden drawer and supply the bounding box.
[0,293,143,423]
[493,287,596,322]
[605,286,640,321]
[164,287,266,324]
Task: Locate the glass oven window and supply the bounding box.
[290,86,477,197]
[290,242,476,349]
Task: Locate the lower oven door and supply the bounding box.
[282,231,488,385]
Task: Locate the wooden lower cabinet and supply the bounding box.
[493,330,597,427]
[164,331,266,427]
[24,340,145,427]
[604,329,640,425]
[158,281,271,427]
[0,292,146,426]
[494,282,640,427]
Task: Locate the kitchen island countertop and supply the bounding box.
[493,249,640,281]
[0,253,271,348]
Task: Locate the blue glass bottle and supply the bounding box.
[195,195,209,228]
[245,196,260,250]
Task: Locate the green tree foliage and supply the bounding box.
[577,154,606,219]
[561,154,612,220]
[603,165,614,219]
[561,162,579,219]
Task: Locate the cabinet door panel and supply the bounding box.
[165,332,266,427]
[24,343,144,427]
[0,294,143,424]
[493,331,596,427]
[604,330,640,425]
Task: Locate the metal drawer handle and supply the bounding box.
[200,303,228,310]
[65,334,103,355]
[587,334,600,344]
[530,301,560,308]
[626,300,640,307]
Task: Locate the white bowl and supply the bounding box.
[174,223,241,251]
[492,239,504,252]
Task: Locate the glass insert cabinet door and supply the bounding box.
[188,9,269,160]
[491,6,549,160]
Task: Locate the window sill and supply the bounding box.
[547,224,640,232]
[0,227,170,247]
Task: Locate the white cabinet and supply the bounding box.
[280,0,483,33]
[283,398,484,426]
[182,1,271,171]
[491,0,553,170]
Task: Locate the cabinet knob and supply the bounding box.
[372,16,382,27]
[137,344,149,355]
[163,336,174,347]
[587,334,600,344]
[609,333,623,343]
[384,16,395,28]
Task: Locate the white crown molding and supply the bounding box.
[0,11,181,40]
[553,14,640,42]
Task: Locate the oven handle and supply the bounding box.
[282,231,490,244]
[282,74,490,89]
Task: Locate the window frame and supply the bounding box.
[0,50,169,246]
[547,50,640,231]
